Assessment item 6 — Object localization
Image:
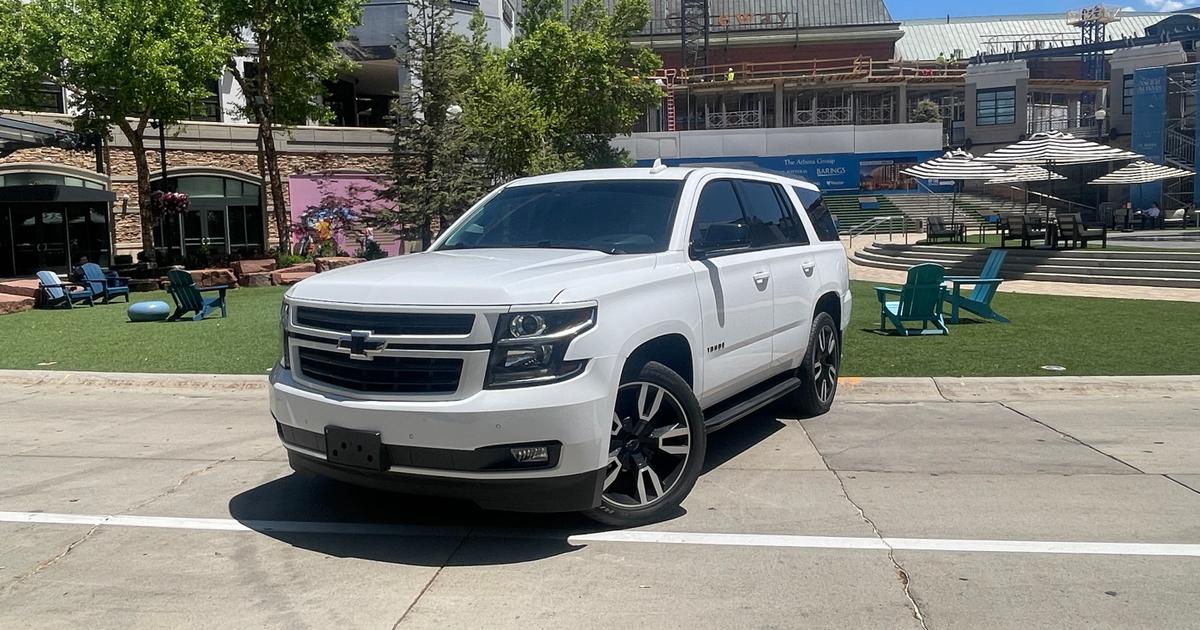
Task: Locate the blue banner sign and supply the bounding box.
[1131,66,1167,209]
[643,151,946,193]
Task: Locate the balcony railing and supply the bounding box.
[676,57,964,86]
[793,107,851,127]
[855,106,894,125]
[706,110,762,129]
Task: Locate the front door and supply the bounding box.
[687,178,776,407]
[181,208,228,256]
[9,205,70,274]
[0,207,12,277]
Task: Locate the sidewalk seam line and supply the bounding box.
[392,527,472,628]
[804,425,929,629]
[997,402,1145,473]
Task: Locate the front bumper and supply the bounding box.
[286,450,605,512]
[269,357,616,510]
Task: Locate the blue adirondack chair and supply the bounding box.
[79,263,131,303]
[165,268,228,321]
[36,270,94,309]
[944,249,1009,324]
[875,263,949,336]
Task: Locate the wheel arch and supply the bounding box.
[619,332,696,389]
[814,291,842,332]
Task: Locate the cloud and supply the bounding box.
[1143,0,1191,10]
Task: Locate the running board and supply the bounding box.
[703,377,801,432]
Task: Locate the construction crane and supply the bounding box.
[1067,5,1121,81]
[680,0,709,71]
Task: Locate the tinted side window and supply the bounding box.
[691,180,749,250]
[737,180,807,247]
[793,186,840,242]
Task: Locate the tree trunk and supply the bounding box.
[117,122,156,265]
[258,124,290,253]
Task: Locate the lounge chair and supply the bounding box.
[875,263,949,336]
[1000,214,1045,248]
[925,216,965,243]
[79,262,131,303]
[944,250,1009,324]
[36,270,94,309]
[165,268,228,321]
[1055,213,1107,249]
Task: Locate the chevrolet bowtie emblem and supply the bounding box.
[336,329,386,360]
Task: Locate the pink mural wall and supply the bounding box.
[287,174,403,256]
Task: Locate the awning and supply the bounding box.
[0,116,96,158]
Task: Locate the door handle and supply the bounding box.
[752,270,771,289]
[801,260,816,277]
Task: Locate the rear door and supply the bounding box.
[687,178,776,406]
[790,184,851,332]
[732,179,819,368]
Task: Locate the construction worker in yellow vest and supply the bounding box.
[725,67,735,81]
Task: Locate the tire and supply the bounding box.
[790,311,841,418]
[586,361,706,527]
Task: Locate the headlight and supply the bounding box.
[486,306,596,388]
[279,302,291,369]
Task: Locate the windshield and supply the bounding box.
[437,179,684,255]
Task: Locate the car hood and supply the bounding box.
[288,248,658,306]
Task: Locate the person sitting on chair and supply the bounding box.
[1142,202,1162,229]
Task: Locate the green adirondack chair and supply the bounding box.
[875,263,949,336]
[165,269,228,321]
[944,249,1009,324]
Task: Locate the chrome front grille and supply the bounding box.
[296,347,463,394]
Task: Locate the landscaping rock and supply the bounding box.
[273,271,315,285]
[0,278,41,298]
[127,278,160,293]
[0,293,34,315]
[232,259,276,279]
[315,256,366,273]
[190,268,239,289]
[278,261,316,274]
[242,271,275,287]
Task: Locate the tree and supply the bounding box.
[0,0,38,107]
[460,0,662,177]
[208,0,362,253]
[911,99,943,124]
[384,0,489,250]
[489,0,662,169]
[18,0,234,263]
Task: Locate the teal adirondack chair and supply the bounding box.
[36,270,94,309]
[165,269,228,321]
[944,249,1009,324]
[875,263,949,336]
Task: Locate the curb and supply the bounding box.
[1,369,1198,402]
[0,369,268,392]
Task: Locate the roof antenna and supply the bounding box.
[650,157,667,173]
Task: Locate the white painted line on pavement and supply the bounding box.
[3,511,1199,558]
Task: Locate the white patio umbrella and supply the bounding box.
[902,149,1007,223]
[1089,161,1195,229]
[985,165,1067,185]
[977,131,1141,219]
[1088,160,1194,185]
[986,165,1067,210]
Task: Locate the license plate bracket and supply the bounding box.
[324,426,385,471]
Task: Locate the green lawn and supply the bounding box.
[0,286,286,374]
[1,281,1198,377]
[843,281,1200,377]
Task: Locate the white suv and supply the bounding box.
[270,165,850,525]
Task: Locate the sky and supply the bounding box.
[887,0,1200,20]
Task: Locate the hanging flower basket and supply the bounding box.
[150,190,190,220]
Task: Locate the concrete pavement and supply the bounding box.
[0,375,1198,628]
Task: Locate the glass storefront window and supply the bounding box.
[152,175,265,264]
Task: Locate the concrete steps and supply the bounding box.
[852,243,1200,289]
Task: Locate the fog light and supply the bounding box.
[511,445,550,464]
